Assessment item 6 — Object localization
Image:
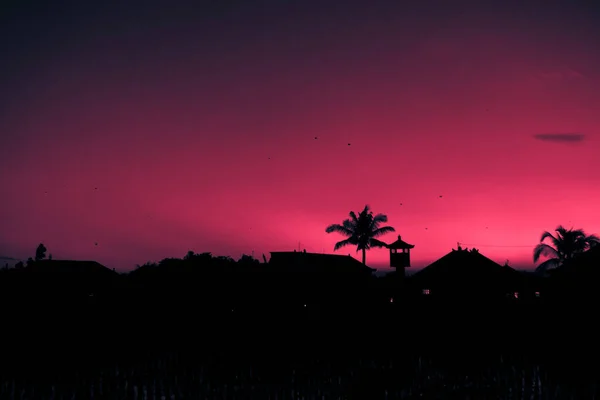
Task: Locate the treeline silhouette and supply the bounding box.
[1,245,599,396]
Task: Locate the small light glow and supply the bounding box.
[513,292,519,299]
[535,291,540,297]
[422,289,430,295]
[389,298,394,303]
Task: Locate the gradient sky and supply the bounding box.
[2,1,600,272]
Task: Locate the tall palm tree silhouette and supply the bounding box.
[325,205,395,265]
[533,225,600,273]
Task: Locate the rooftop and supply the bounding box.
[387,235,414,250]
[269,251,376,273]
[411,246,524,287]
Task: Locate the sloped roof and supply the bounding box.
[269,251,375,273]
[410,247,523,288]
[25,260,120,289]
[387,235,414,250]
[27,259,116,275]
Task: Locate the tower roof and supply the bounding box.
[387,235,414,249]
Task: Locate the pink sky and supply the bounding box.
[1,1,599,272]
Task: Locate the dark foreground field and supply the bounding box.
[1,297,598,399]
[0,352,596,399]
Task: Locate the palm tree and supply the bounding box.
[533,225,600,273]
[325,204,395,265]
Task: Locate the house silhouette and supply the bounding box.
[387,235,414,277]
[408,246,526,301]
[24,259,120,298]
[268,251,375,305]
[269,251,375,274]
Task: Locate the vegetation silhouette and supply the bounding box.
[35,243,47,261]
[533,225,600,273]
[325,204,395,265]
[1,224,600,396]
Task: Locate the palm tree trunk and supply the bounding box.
[362,249,366,265]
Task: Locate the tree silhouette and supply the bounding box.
[238,254,260,266]
[35,243,47,261]
[325,204,395,265]
[533,225,600,273]
[183,251,212,265]
[136,261,158,269]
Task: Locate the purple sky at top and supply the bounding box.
[1,0,600,272]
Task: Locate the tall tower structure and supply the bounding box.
[388,235,414,277]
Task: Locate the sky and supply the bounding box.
[1,0,600,272]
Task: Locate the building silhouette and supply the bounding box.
[387,235,414,279]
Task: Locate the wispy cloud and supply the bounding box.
[539,68,585,81]
[533,133,586,143]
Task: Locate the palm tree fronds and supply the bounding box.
[342,219,356,231]
[333,238,356,251]
[535,258,559,273]
[371,226,396,238]
[325,224,353,237]
[370,214,389,231]
[369,238,389,248]
[534,225,599,272]
[539,231,559,247]
[533,243,558,263]
[372,214,388,224]
[586,234,600,246]
[326,204,395,265]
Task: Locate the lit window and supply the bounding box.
[423,289,430,295]
[535,291,540,298]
